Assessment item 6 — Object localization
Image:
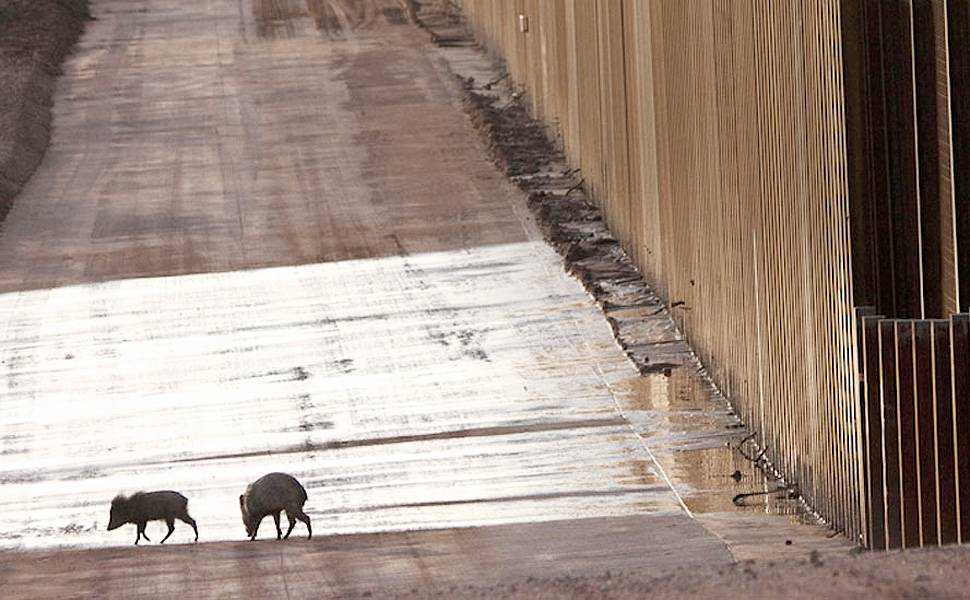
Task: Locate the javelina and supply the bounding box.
[107,491,199,545]
[239,472,312,541]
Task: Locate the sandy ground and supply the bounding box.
[2,521,964,598]
[1,516,732,598]
[401,544,970,600]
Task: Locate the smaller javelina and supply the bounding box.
[239,472,312,541]
[107,491,199,545]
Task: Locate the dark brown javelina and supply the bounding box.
[239,472,312,541]
[107,491,199,545]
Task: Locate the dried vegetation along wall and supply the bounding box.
[0,0,90,223]
[457,0,862,540]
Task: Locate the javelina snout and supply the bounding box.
[239,472,312,541]
[108,491,199,545]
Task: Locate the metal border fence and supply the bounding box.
[456,0,970,548]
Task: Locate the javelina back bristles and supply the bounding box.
[107,490,199,545]
[239,472,312,541]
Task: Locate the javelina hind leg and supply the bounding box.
[160,518,176,544]
[273,511,283,540]
[179,514,198,541]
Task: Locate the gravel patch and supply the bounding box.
[384,544,970,600]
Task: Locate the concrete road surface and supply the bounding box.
[0,0,848,597]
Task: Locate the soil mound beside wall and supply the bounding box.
[0,0,90,223]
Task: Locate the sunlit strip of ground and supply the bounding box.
[0,241,688,549]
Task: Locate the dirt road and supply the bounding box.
[0,0,528,292]
[1,1,848,597]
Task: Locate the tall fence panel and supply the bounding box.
[857,312,970,548]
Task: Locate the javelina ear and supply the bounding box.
[239,495,245,508]
[111,494,126,507]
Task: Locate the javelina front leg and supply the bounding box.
[137,522,150,545]
[273,511,283,540]
[160,518,175,544]
[284,514,296,539]
[249,518,261,541]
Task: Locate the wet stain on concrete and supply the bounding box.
[0,472,43,485]
[332,358,355,373]
[381,6,408,25]
[173,416,633,464]
[292,420,335,432]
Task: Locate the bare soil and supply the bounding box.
[397,544,970,600]
[0,0,89,223]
